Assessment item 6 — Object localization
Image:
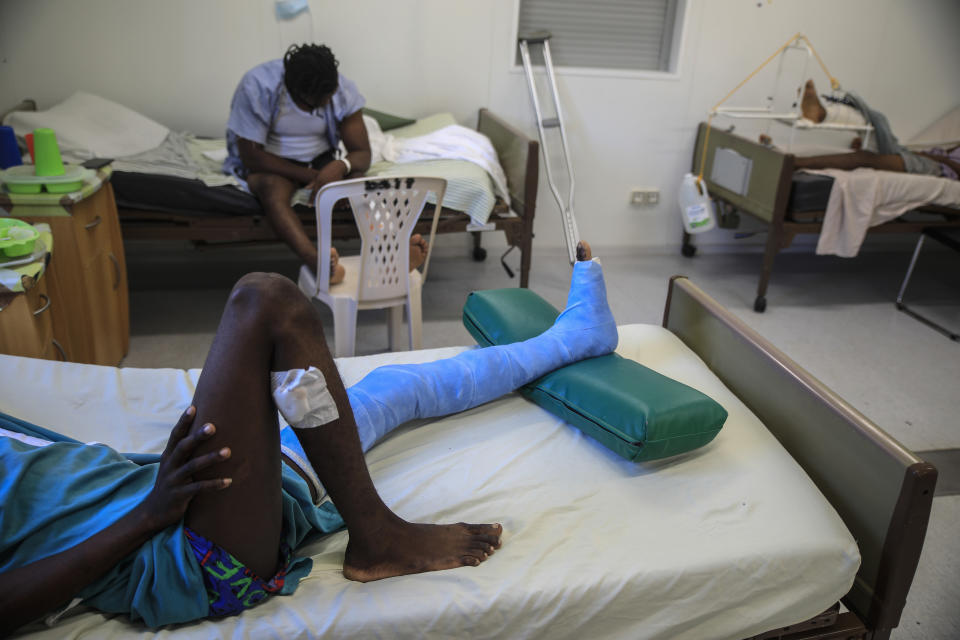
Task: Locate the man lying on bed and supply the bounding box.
[793,80,960,179]
[0,245,612,632]
[224,43,428,283]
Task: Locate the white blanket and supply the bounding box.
[364,116,509,201]
[809,168,960,257]
[2,325,859,640]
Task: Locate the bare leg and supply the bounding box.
[795,150,906,172]
[801,80,826,123]
[185,272,500,582]
[247,173,346,284]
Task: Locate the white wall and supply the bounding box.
[2,0,958,252]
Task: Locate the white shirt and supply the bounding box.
[263,88,331,162]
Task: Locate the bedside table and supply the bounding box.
[0,166,129,365]
[0,224,64,360]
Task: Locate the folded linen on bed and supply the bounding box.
[807,168,960,256]
[111,131,241,188]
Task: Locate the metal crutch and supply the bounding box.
[518,31,581,265]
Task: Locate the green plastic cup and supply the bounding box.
[33,128,65,177]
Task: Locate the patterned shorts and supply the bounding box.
[184,527,293,618]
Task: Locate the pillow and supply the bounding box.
[3,91,169,160]
[362,108,416,132]
[462,288,728,462]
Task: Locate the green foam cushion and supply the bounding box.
[462,288,727,462]
[362,108,417,132]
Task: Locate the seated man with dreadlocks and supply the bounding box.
[224,43,428,283]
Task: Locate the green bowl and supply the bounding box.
[5,182,43,194]
[0,218,40,257]
[45,180,83,193]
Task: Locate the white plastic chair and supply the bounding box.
[297,176,446,357]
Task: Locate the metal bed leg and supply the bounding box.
[754,230,781,313]
[895,234,925,308]
[895,231,960,341]
[681,231,696,257]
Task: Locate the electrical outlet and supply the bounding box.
[630,188,659,206]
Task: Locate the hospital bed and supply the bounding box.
[686,122,960,312]
[2,277,933,640]
[3,100,539,287]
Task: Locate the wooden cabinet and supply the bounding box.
[3,179,129,365]
[0,276,65,361]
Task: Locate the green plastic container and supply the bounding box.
[0,218,40,257]
[33,128,65,177]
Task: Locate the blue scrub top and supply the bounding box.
[223,59,366,178]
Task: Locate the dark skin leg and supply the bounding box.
[795,149,907,173]
[247,173,345,284]
[246,173,430,280]
[185,272,501,580]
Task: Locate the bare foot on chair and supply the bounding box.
[409,234,429,271]
[343,517,502,582]
[330,246,346,285]
[801,80,826,123]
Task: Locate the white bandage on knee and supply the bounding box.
[270,366,340,429]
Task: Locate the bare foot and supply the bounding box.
[801,80,826,123]
[343,518,503,582]
[409,233,429,271]
[850,136,862,150]
[329,246,346,285]
[576,240,592,261]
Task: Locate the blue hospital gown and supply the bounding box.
[0,415,344,629]
[223,59,366,179]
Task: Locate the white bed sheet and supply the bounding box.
[1,325,860,640]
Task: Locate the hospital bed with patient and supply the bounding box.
[686,103,960,313]
[2,93,539,285]
[0,274,934,640]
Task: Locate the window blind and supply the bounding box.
[517,0,679,72]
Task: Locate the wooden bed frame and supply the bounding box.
[664,276,936,640]
[685,123,960,312]
[115,109,540,287]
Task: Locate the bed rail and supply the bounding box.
[663,276,936,640]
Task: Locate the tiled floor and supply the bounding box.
[123,237,960,639]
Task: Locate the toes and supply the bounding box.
[460,556,481,567]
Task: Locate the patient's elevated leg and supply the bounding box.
[347,241,617,452]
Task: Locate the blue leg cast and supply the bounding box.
[348,259,617,451]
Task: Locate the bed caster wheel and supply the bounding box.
[473,247,487,261]
[681,244,696,258]
[753,296,767,313]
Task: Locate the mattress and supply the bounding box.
[2,325,860,640]
[112,114,503,226]
[788,172,835,214]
